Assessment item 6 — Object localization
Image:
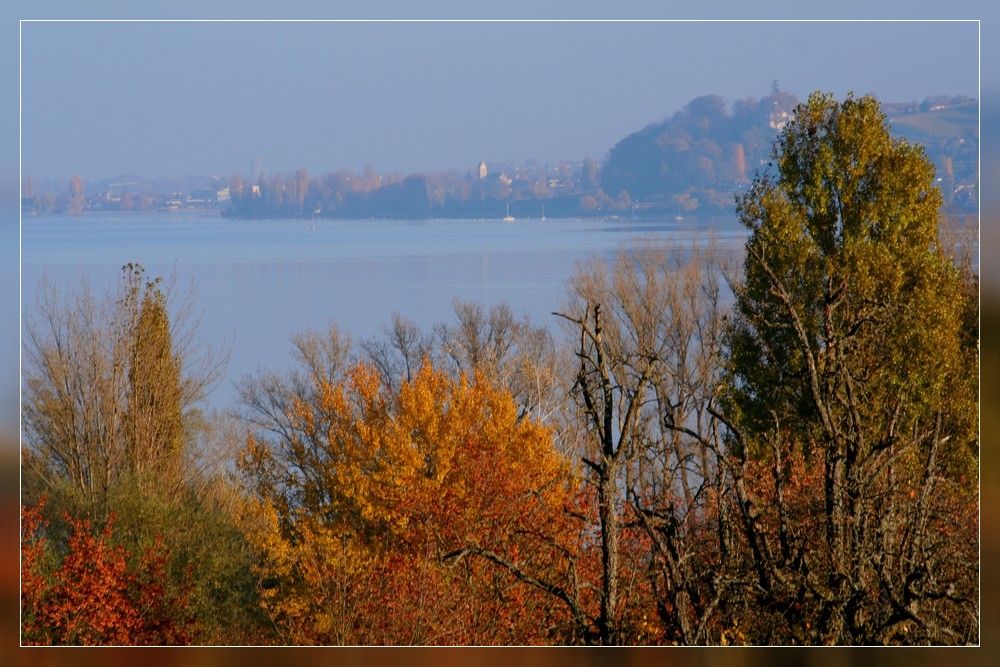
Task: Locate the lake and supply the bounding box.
[21,211,747,413]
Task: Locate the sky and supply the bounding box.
[17,19,981,183]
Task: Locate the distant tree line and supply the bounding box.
[219,91,976,220]
[21,174,88,215]
[222,159,628,220]
[21,174,237,215]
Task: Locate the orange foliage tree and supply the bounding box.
[21,500,194,645]
[239,360,590,644]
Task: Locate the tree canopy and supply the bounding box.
[238,360,585,644]
[721,91,978,644]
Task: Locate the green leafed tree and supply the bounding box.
[721,92,978,644]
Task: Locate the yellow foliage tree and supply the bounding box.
[239,360,584,644]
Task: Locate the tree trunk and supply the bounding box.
[596,460,619,645]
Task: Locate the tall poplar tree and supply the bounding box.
[125,271,184,490]
[722,92,978,644]
[66,173,85,213]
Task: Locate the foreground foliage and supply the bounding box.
[21,265,268,644]
[721,92,979,643]
[21,501,194,645]
[239,361,587,644]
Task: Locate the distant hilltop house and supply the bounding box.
[767,90,798,131]
[769,109,793,131]
[477,161,488,180]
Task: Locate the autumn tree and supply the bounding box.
[229,172,245,200]
[235,323,355,472]
[22,264,226,506]
[731,142,748,182]
[556,239,732,644]
[721,92,979,644]
[295,167,310,214]
[581,157,600,190]
[125,272,184,489]
[360,312,434,390]
[21,501,195,645]
[238,360,584,645]
[21,265,258,643]
[267,173,284,211]
[237,301,563,486]
[434,299,564,426]
[65,173,85,214]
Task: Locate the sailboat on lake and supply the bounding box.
[503,204,516,222]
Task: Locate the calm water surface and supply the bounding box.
[21,211,746,412]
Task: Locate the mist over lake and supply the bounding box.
[21,211,745,412]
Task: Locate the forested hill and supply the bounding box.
[601,91,798,212]
[601,92,979,215]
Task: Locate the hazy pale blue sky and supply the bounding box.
[19,19,980,182]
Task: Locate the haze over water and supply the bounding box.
[21,212,745,413]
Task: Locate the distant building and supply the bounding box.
[769,110,792,131]
[477,161,488,180]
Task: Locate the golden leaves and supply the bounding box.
[241,358,576,644]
